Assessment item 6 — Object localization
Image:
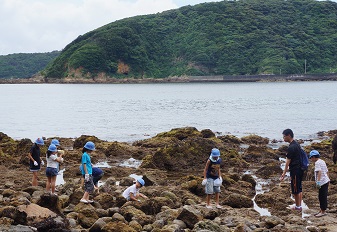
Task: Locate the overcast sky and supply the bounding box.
[0,0,223,55]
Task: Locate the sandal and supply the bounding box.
[315,212,327,217]
[216,205,222,209]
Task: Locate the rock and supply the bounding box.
[129,220,142,231]
[193,219,223,232]
[263,215,285,228]
[112,212,127,223]
[241,135,269,145]
[94,193,116,209]
[256,163,282,178]
[32,215,70,231]
[177,205,203,229]
[76,205,99,228]
[155,208,179,224]
[89,217,112,232]
[37,193,62,214]
[201,129,216,138]
[138,197,175,215]
[17,203,57,224]
[223,193,253,208]
[120,205,154,226]
[101,221,137,232]
[0,206,27,225]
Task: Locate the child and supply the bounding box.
[51,139,63,172]
[309,150,330,217]
[122,178,148,202]
[27,138,45,186]
[80,141,96,204]
[45,144,64,195]
[80,165,104,192]
[203,148,222,209]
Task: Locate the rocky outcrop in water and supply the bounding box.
[0,128,337,231]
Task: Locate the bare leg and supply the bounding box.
[294,192,302,207]
[206,194,211,206]
[46,177,51,192]
[51,176,57,194]
[215,192,220,205]
[32,172,38,186]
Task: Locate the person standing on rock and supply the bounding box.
[80,141,95,204]
[45,144,64,195]
[280,129,303,211]
[27,138,45,186]
[203,148,222,209]
[51,139,64,172]
[309,150,330,217]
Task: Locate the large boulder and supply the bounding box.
[177,205,203,229]
[223,193,253,208]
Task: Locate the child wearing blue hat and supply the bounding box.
[27,138,45,186]
[122,178,148,201]
[309,150,330,217]
[45,144,64,195]
[80,141,96,204]
[203,148,222,209]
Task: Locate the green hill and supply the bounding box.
[0,51,60,79]
[45,0,337,79]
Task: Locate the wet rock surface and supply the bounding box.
[0,128,337,231]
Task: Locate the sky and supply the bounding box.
[0,0,222,55]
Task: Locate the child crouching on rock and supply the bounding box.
[203,148,222,209]
[122,178,148,202]
[309,150,330,217]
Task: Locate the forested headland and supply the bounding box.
[0,51,60,79]
[2,0,337,80]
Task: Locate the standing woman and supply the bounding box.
[45,144,64,195]
[80,141,95,204]
[27,138,45,186]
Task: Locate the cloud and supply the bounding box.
[0,0,180,55]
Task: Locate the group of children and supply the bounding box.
[28,138,63,195]
[28,137,330,215]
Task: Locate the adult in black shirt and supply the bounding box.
[280,129,303,211]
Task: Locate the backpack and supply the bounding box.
[299,147,309,171]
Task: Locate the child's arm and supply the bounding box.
[203,160,210,179]
[139,193,148,199]
[129,192,138,201]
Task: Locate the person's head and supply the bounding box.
[82,141,96,153]
[35,138,44,146]
[51,139,60,147]
[210,148,220,162]
[136,178,145,188]
[47,144,57,157]
[309,150,320,162]
[282,129,294,142]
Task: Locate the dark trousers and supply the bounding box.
[319,182,329,211]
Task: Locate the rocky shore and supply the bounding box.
[0,127,337,232]
[1,73,337,84]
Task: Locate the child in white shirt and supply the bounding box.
[122,178,148,201]
[309,150,330,217]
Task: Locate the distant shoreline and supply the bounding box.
[1,73,337,84]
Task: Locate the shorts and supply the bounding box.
[83,175,94,193]
[46,167,58,177]
[290,168,303,195]
[205,178,221,195]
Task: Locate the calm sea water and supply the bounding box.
[0,81,336,142]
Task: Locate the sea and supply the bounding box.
[0,81,336,143]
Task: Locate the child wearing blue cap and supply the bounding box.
[122,178,148,201]
[45,144,64,195]
[309,150,330,217]
[27,138,45,186]
[203,148,222,209]
[80,141,96,204]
